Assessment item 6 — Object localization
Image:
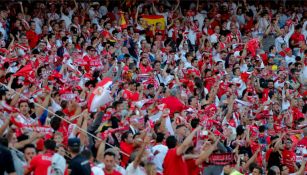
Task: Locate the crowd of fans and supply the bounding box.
[0,0,306,175]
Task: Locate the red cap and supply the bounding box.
[284,48,292,53]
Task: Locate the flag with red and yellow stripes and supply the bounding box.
[141,15,165,30]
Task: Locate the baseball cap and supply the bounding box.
[68,138,81,148]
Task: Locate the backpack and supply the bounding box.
[47,153,66,175]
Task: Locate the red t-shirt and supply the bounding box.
[291,32,305,45]
[27,151,54,175]
[243,19,254,32]
[63,108,76,129]
[297,137,307,148]
[186,159,201,175]
[163,148,188,175]
[26,30,39,49]
[282,149,296,173]
[217,81,229,98]
[160,96,185,116]
[120,141,134,167]
[103,169,122,175]
[250,141,263,165]
[123,89,139,101]
[139,64,153,74]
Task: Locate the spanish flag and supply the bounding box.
[141,15,165,30]
[119,11,127,29]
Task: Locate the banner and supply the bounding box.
[205,153,236,166]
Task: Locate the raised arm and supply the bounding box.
[0,117,10,137]
[294,159,306,175]
[243,148,260,171]
[79,110,89,146]
[225,95,235,120]
[97,138,106,162]
[35,89,51,118]
[11,132,43,149]
[10,85,27,107]
[285,24,295,46]
[176,126,201,155]
[255,77,264,92]
[171,0,180,13]
[72,0,78,13]
[152,2,158,14]
[133,133,149,168]
[195,138,219,165]
[135,4,143,26]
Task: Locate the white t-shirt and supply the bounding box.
[95,163,124,175]
[125,163,146,175]
[285,55,296,65]
[61,10,74,29]
[32,17,42,35]
[191,12,206,30]
[210,33,219,43]
[152,144,168,173]
[188,29,197,45]
[92,166,104,175]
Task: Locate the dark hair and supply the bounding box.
[236,125,245,136]
[253,166,263,174]
[188,96,195,105]
[17,134,29,142]
[156,133,165,143]
[269,45,275,53]
[295,24,302,30]
[44,139,56,151]
[121,131,132,142]
[166,136,177,149]
[0,137,9,147]
[267,79,274,84]
[104,151,116,158]
[267,169,277,175]
[112,101,123,109]
[233,67,240,74]
[50,111,65,131]
[81,149,93,160]
[259,125,266,133]
[133,133,141,139]
[176,124,186,130]
[23,144,37,153]
[62,36,68,43]
[190,118,200,129]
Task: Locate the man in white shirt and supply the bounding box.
[284,48,296,65]
[275,24,294,52]
[125,135,149,175]
[152,133,168,174]
[210,26,221,44]
[60,0,78,29]
[152,0,180,26]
